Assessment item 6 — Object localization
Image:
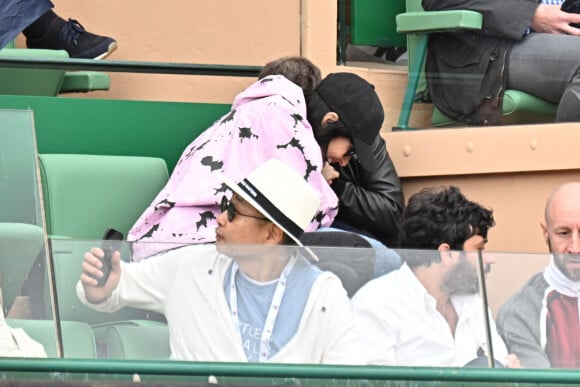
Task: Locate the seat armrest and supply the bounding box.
[396,10,482,34]
[60,71,111,93]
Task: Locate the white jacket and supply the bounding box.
[77,244,363,364]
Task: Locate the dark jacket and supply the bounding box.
[331,136,404,247]
[423,0,539,125]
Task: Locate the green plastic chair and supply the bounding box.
[394,0,558,129]
[7,319,98,358]
[105,324,170,360]
[39,154,169,325]
[350,0,406,48]
[39,154,169,240]
[0,48,110,95]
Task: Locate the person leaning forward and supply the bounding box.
[77,159,362,364]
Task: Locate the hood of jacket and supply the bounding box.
[232,75,306,115]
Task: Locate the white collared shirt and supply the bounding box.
[352,263,508,367]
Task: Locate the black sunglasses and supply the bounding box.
[220,196,268,222]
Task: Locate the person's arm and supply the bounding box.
[76,246,189,314]
[487,311,521,368]
[422,0,539,40]
[351,289,398,365]
[496,290,551,368]
[332,136,404,246]
[531,4,580,36]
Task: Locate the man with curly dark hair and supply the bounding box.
[352,186,519,368]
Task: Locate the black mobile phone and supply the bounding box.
[96,228,124,287]
[562,0,580,28]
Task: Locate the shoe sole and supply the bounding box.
[94,41,118,60]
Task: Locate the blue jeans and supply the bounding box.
[317,227,401,278]
[0,0,53,49]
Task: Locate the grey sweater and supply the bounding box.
[496,272,551,368]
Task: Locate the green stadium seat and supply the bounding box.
[394,1,558,129]
[39,154,169,239]
[350,0,406,48]
[39,154,169,325]
[104,324,170,360]
[0,48,67,96]
[7,319,98,358]
[0,48,110,96]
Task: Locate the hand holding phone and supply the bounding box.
[96,228,123,287]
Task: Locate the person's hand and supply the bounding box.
[531,4,580,35]
[322,162,340,185]
[505,353,521,368]
[80,247,122,303]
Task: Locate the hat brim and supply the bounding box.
[218,172,319,261]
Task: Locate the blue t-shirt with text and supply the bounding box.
[223,256,321,362]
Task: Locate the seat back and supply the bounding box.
[105,324,170,360]
[300,231,375,297]
[39,154,169,324]
[7,319,98,358]
[350,0,406,48]
[0,48,67,96]
[40,154,169,239]
[0,223,45,315]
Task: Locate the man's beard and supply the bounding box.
[440,253,489,296]
[548,238,580,281]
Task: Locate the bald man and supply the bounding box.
[497,182,580,369]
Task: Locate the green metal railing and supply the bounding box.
[1,359,580,385]
[0,56,262,77]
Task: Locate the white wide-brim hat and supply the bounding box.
[218,159,321,259]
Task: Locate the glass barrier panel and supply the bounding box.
[0,110,56,359]
[485,251,566,369]
[357,248,492,368]
[43,240,576,370]
[50,239,377,362]
[0,110,43,225]
[0,222,50,359]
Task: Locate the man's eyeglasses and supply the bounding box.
[220,196,269,222]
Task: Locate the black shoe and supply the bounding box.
[26,18,117,59]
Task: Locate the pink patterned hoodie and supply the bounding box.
[128,75,338,261]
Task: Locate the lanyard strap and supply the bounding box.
[229,256,297,362]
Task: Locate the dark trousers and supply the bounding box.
[508,32,580,122]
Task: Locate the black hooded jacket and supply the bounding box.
[330,136,405,247]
